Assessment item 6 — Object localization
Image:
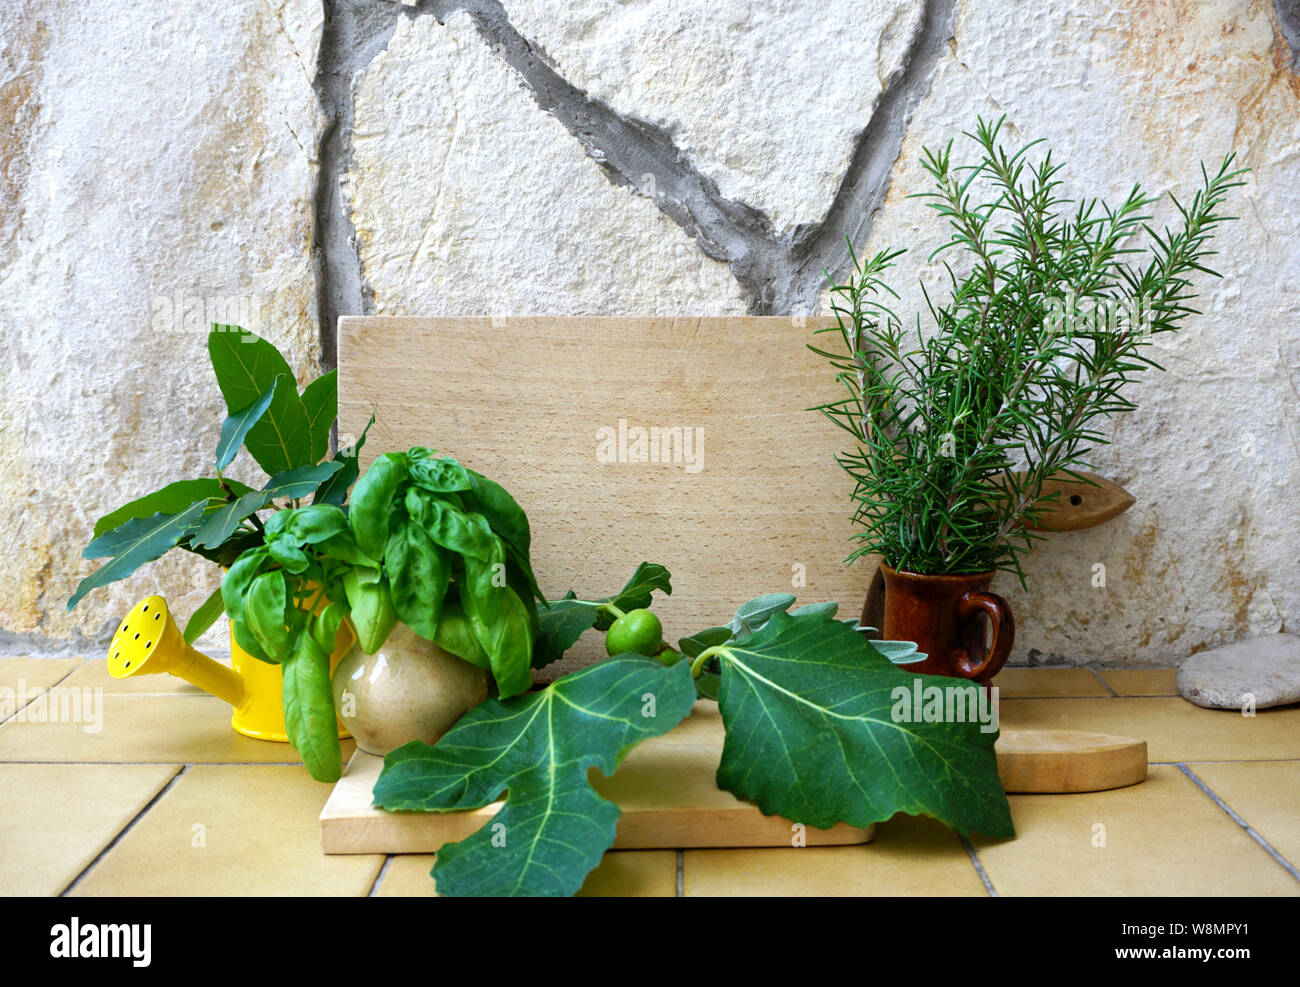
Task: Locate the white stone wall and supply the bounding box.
[2,0,1296,665]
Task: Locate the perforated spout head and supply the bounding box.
[107,595,185,679]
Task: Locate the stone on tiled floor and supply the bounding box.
[1177,634,1300,710]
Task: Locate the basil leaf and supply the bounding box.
[348,452,407,559]
[275,504,349,545]
[406,449,472,493]
[462,468,531,559]
[299,369,337,465]
[342,565,397,653]
[411,493,497,562]
[714,610,1013,838]
[267,539,311,574]
[223,548,270,660]
[208,326,313,475]
[282,629,342,782]
[386,521,449,641]
[505,557,541,638]
[245,570,292,662]
[460,547,533,698]
[433,595,491,669]
[68,501,211,610]
[373,658,695,897]
[314,532,378,567]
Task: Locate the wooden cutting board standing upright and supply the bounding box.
[325,316,1146,854]
[339,316,867,679]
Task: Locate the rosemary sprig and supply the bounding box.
[810,116,1247,586]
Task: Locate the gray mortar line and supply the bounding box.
[1178,763,1300,884]
[1277,0,1300,73]
[311,0,405,371]
[444,0,786,311]
[417,0,955,315]
[782,0,957,314]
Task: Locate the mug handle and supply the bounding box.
[955,591,1015,682]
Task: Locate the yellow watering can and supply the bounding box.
[107,595,352,742]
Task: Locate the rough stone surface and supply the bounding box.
[845,0,1300,666]
[502,0,924,234]
[1177,633,1300,709]
[1,0,1296,670]
[0,1,323,652]
[346,10,747,316]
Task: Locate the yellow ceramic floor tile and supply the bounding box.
[70,765,383,896]
[991,667,1111,698]
[999,697,1300,762]
[60,655,213,695]
[1096,668,1179,696]
[1188,761,1300,870]
[683,815,986,896]
[373,855,436,896]
[973,765,1299,896]
[0,658,84,722]
[578,850,677,897]
[0,762,179,896]
[375,849,678,897]
[0,694,355,764]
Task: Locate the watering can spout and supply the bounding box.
[107,595,248,711]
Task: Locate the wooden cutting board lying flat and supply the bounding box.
[329,316,1148,854]
[320,702,1146,854]
[321,702,873,853]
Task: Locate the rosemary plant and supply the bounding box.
[811,117,1245,585]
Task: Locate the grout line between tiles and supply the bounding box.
[368,855,395,897]
[675,850,684,897]
[999,695,1153,701]
[0,659,88,727]
[1177,763,1300,884]
[60,763,190,896]
[1086,668,1119,697]
[958,835,998,897]
[1150,757,1300,765]
[0,760,314,766]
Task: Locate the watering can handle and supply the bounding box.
[955,590,1015,682]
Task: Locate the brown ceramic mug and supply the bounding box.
[869,564,1015,684]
